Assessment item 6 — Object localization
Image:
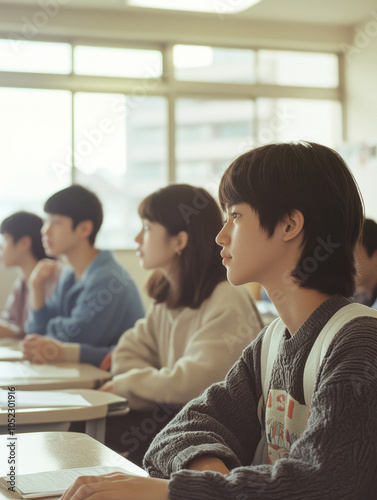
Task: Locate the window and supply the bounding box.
[0,39,342,247]
[0,40,71,74]
[74,46,163,78]
[257,50,338,88]
[174,45,256,83]
[176,99,255,192]
[256,99,342,146]
[0,87,71,225]
[74,93,167,248]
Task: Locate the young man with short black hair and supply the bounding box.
[23,185,144,367]
[62,143,377,500]
[0,211,60,338]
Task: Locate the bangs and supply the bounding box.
[138,193,157,222]
[218,155,253,211]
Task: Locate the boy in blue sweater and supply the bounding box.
[22,185,144,367]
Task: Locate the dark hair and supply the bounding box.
[138,184,226,309]
[361,219,377,257]
[218,141,364,297]
[44,185,103,245]
[0,211,47,260]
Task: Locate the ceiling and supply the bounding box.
[0,0,376,26]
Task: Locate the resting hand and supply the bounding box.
[29,259,58,288]
[60,472,169,500]
[188,456,230,475]
[22,334,64,363]
[98,380,114,392]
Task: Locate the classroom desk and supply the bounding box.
[0,338,22,361]
[0,431,147,500]
[0,389,128,443]
[0,361,111,390]
[0,338,20,349]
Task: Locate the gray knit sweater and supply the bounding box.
[144,295,377,499]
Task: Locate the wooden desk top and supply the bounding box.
[0,432,147,499]
[0,389,127,426]
[0,361,111,390]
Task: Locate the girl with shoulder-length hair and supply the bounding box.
[101,184,263,465]
[139,183,227,309]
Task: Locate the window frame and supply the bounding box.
[0,33,345,248]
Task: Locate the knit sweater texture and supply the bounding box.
[144,295,377,499]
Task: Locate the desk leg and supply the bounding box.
[85,418,106,443]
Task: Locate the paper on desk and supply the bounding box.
[1,465,147,498]
[0,347,23,360]
[0,389,91,409]
[0,362,80,378]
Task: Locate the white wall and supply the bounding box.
[345,14,377,220]
[346,16,377,142]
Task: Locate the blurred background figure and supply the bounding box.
[0,211,61,338]
[354,218,377,309]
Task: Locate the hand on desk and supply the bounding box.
[98,380,114,392]
[22,334,64,363]
[60,472,169,500]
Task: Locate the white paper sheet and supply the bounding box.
[0,362,80,379]
[0,347,23,361]
[0,389,91,409]
[1,465,147,498]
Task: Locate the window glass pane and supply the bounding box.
[258,50,338,88]
[174,45,256,83]
[256,98,342,148]
[0,88,71,223]
[176,99,255,194]
[0,40,72,74]
[75,93,167,248]
[74,46,162,78]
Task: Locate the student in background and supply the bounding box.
[62,143,377,500]
[0,211,61,338]
[354,218,377,309]
[22,185,144,367]
[100,184,263,465]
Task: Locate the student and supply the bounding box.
[22,185,145,367]
[100,183,263,464]
[354,218,377,309]
[0,211,61,338]
[62,142,377,500]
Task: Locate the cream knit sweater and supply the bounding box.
[111,281,263,410]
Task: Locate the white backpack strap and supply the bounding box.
[303,303,377,405]
[253,318,286,466]
[260,318,286,405]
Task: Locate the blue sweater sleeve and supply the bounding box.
[26,256,145,366]
[79,344,114,367]
[25,270,70,334]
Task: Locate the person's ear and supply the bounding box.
[281,210,304,242]
[76,220,94,240]
[175,231,189,255]
[371,248,377,263]
[18,235,32,252]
